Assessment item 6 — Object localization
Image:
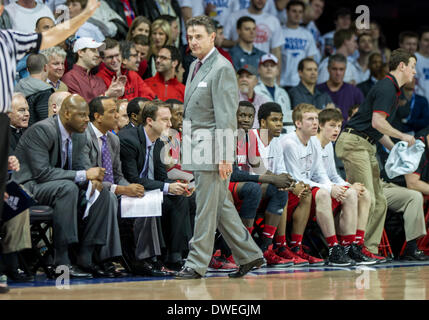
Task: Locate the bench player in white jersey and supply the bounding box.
[228,101,309,267]
[316,108,381,264]
[248,102,327,266]
[281,103,361,266]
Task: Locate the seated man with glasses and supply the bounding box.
[145,45,186,102]
[96,38,156,101]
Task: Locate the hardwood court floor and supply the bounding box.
[2,261,429,300]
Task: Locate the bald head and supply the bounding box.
[59,94,90,134]
[48,91,71,117]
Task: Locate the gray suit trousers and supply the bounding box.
[88,188,122,261]
[134,217,162,260]
[185,171,263,276]
[32,180,79,248]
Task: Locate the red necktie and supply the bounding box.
[191,61,202,81]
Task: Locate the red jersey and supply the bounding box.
[236,129,260,172]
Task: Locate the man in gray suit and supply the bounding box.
[176,16,264,279]
[81,96,146,276]
[13,94,119,278]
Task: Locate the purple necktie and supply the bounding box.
[191,61,202,81]
[100,135,114,183]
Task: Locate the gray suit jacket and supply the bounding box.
[182,49,238,172]
[13,116,86,192]
[81,124,129,189]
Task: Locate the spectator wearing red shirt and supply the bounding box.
[131,34,150,79]
[145,45,185,102]
[96,38,156,101]
[62,37,125,102]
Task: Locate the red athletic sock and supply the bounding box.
[289,234,303,248]
[262,225,277,239]
[354,229,365,246]
[246,226,254,235]
[326,235,339,247]
[339,234,356,246]
[275,235,286,247]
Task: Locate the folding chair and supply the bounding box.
[19,206,56,279]
[378,228,394,260]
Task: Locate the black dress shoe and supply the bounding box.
[5,269,34,282]
[55,265,93,279]
[133,260,171,277]
[228,258,265,278]
[175,266,202,280]
[102,262,130,278]
[400,250,429,261]
[79,264,116,278]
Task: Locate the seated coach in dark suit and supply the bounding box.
[13,94,119,278]
[119,99,192,272]
[124,97,151,130]
[81,96,146,275]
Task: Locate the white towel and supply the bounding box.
[385,140,425,179]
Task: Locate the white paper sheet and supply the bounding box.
[83,180,100,219]
[121,190,164,218]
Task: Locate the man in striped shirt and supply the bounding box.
[0,0,100,294]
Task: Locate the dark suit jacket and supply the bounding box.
[13,115,86,191]
[81,123,129,190]
[118,125,173,191]
[122,122,136,131]
[8,126,25,155]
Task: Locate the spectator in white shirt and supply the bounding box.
[317,28,359,85]
[254,53,291,122]
[230,0,278,18]
[223,0,284,77]
[204,0,234,28]
[354,33,374,84]
[249,102,312,266]
[280,0,319,88]
[179,0,204,44]
[316,108,378,265]
[302,0,324,62]
[280,102,357,266]
[5,0,55,33]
